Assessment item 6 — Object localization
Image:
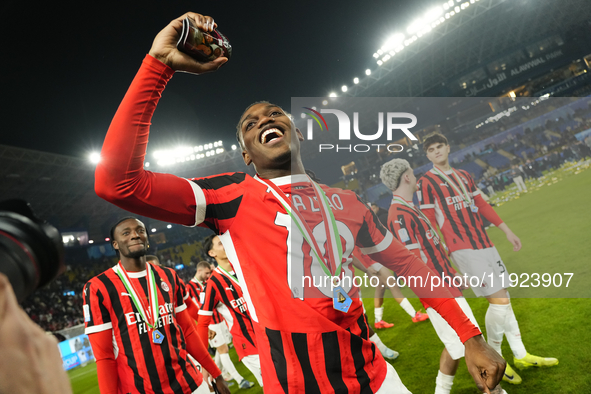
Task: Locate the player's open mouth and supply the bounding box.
[260,128,284,145]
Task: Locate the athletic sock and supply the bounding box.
[485,303,509,355]
[399,298,417,318]
[375,306,384,323]
[214,350,223,370]
[369,333,388,354]
[434,371,455,394]
[505,303,527,359]
[220,352,244,383]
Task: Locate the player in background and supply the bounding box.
[352,246,429,328]
[83,217,229,394]
[185,261,213,308]
[381,158,507,394]
[184,261,212,318]
[148,255,229,392]
[95,12,506,393]
[418,134,558,385]
[198,234,260,388]
[185,261,246,387]
[188,261,254,388]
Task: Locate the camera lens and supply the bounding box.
[0,200,64,302]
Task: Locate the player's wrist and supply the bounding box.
[463,333,485,347]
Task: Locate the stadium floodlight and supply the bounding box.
[353,77,359,84]
[425,6,443,22]
[407,19,425,35]
[89,152,101,164]
[167,224,172,229]
[231,144,237,150]
[381,33,405,52]
[365,69,371,76]
[373,53,379,58]
[329,92,337,97]
[216,148,224,154]
[377,60,383,66]
[151,228,156,233]
[341,85,348,92]
[145,162,150,168]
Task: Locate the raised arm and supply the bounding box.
[95,13,227,225]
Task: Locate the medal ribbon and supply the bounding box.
[115,262,159,330]
[217,266,240,287]
[254,175,344,280]
[392,197,447,250]
[432,167,472,204]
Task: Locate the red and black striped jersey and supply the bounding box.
[82,263,202,394]
[185,278,223,324]
[417,168,494,252]
[95,55,482,394]
[198,268,257,360]
[388,198,461,299]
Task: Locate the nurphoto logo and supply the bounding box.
[302,107,418,153]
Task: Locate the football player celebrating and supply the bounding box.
[417,134,558,384]
[95,12,505,393]
[83,217,229,394]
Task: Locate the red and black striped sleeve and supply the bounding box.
[83,277,113,334]
[465,171,503,227]
[417,175,436,209]
[190,173,247,234]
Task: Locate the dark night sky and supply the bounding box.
[1,0,434,158]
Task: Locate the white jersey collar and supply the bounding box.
[258,173,309,186]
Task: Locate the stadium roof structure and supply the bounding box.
[342,0,591,98]
[0,144,249,241]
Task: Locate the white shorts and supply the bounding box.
[426,297,480,360]
[208,321,232,348]
[242,354,264,387]
[450,247,510,297]
[376,361,412,394]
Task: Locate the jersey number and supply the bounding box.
[275,212,355,298]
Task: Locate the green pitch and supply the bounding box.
[70,162,591,394]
